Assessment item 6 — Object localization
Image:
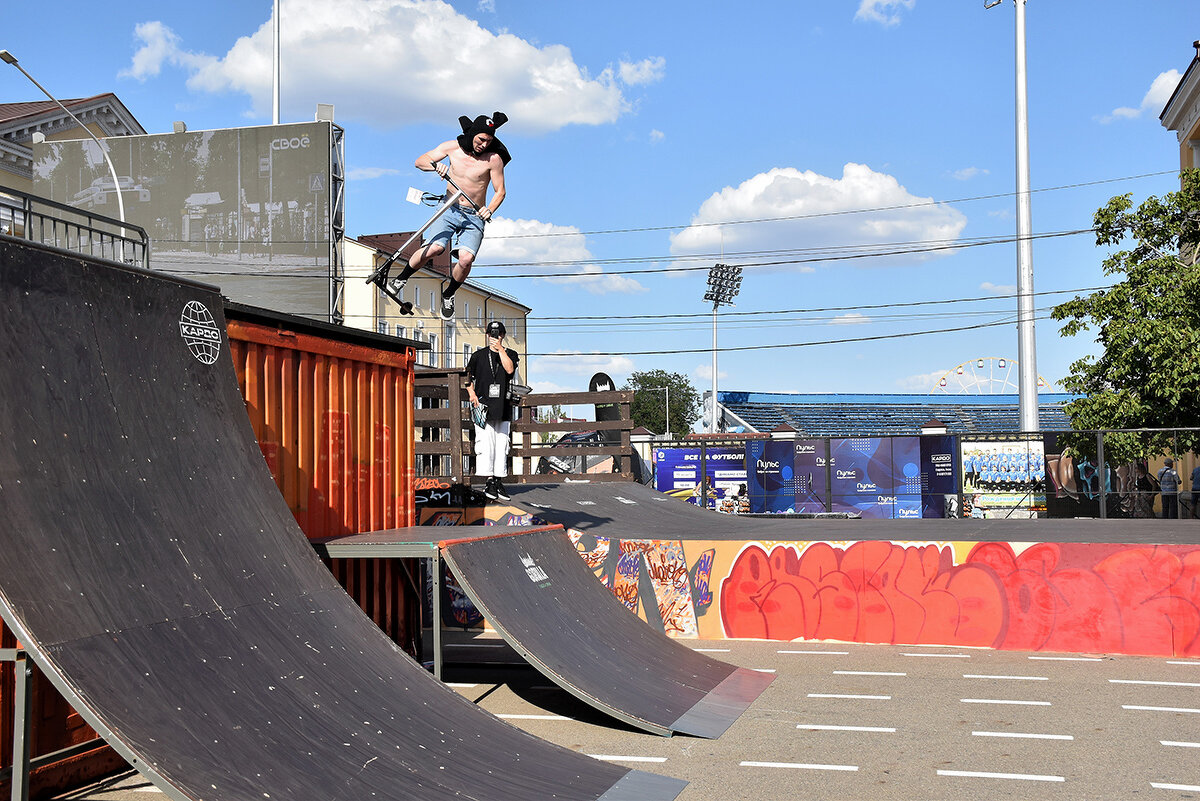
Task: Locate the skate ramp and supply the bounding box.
[0,237,684,801]
[441,528,773,738]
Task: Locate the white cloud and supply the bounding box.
[668,163,967,273]
[980,281,1016,295]
[896,369,948,392]
[830,313,869,325]
[618,56,666,86]
[345,167,402,180]
[694,365,728,381]
[122,0,651,132]
[481,218,648,294]
[477,0,496,12]
[951,166,988,181]
[119,21,214,80]
[1100,69,1181,123]
[529,351,634,379]
[854,0,915,26]
[649,129,665,144]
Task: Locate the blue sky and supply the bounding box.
[4,0,1195,403]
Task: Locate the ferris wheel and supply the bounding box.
[931,357,1056,394]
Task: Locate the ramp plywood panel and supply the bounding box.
[441,529,772,738]
[0,239,684,801]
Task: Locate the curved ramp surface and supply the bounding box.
[0,239,685,801]
[441,529,773,738]
[503,481,1200,544]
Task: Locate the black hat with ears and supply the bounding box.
[457,112,511,164]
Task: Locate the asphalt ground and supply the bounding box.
[51,635,1200,801]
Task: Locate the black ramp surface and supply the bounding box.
[0,238,685,801]
[441,529,773,738]
[505,480,1200,544]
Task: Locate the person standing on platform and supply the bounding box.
[466,320,519,501]
[1192,462,1200,519]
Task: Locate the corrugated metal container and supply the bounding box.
[225,312,418,535]
[2,305,421,798]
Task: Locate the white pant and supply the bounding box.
[474,420,511,478]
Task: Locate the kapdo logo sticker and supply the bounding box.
[179,301,222,365]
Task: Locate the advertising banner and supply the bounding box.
[746,439,798,513]
[830,437,922,519]
[960,436,1047,518]
[791,439,830,513]
[919,434,959,518]
[653,447,746,507]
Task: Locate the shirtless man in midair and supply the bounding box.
[379,112,510,320]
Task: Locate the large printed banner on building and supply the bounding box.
[653,447,747,506]
[34,122,334,320]
[830,437,922,519]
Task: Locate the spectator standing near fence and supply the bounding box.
[1158,458,1182,519]
[1192,462,1200,519]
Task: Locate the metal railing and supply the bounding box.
[0,187,149,269]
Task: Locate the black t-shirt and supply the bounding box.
[466,346,520,424]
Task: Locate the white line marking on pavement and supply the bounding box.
[1152,782,1200,791]
[752,668,777,673]
[1124,705,1200,714]
[1161,741,1200,748]
[1166,661,1200,666]
[798,724,896,732]
[834,670,907,676]
[961,698,1051,706]
[938,769,1064,782]
[1111,679,1200,687]
[588,755,668,763]
[496,713,570,720]
[964,674,1048,681]
[972,731,1073,740]
[778,650,850,655]
[742,761,858,772]
[1028,655,1101,661]
[808,693,891,700]
[902,652,971,658]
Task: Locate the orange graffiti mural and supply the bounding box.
[720,540,1200,657]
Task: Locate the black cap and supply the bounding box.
[486,320,506,337]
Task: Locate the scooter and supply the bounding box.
[365,172,481,314]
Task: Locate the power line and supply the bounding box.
[525,312,1059,357]
[488,170,1175,240]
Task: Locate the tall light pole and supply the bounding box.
[986,0,1039,433]
[1,49,127,226]
[272,0,281,124]
[703,263,742,433]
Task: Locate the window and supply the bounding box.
[430,290,436,311]
[478,307,483,326]
[463,301,470,320]
[376,319,388,335]
[414,285,421,308]
[428,333,439,367]
[464,344,472,366]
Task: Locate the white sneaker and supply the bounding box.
[439,293,455,320]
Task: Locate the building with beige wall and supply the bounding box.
[1162,41,1200,173]
[0,95,144,193]
[344,232,530,377]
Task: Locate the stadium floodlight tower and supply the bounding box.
[985,0,1040,433]
[1,49,127,229]
[703,263,742,433]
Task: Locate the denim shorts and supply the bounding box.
[424,202,485,257]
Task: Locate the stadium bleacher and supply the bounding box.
[718,392,1076,436]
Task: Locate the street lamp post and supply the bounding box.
[1,49,127,228]
[985,0,1039,433]
[703,263,742,433]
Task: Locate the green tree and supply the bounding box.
[623,370,701,438]
[1050,169,1200,462]
[534,404,566,443]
